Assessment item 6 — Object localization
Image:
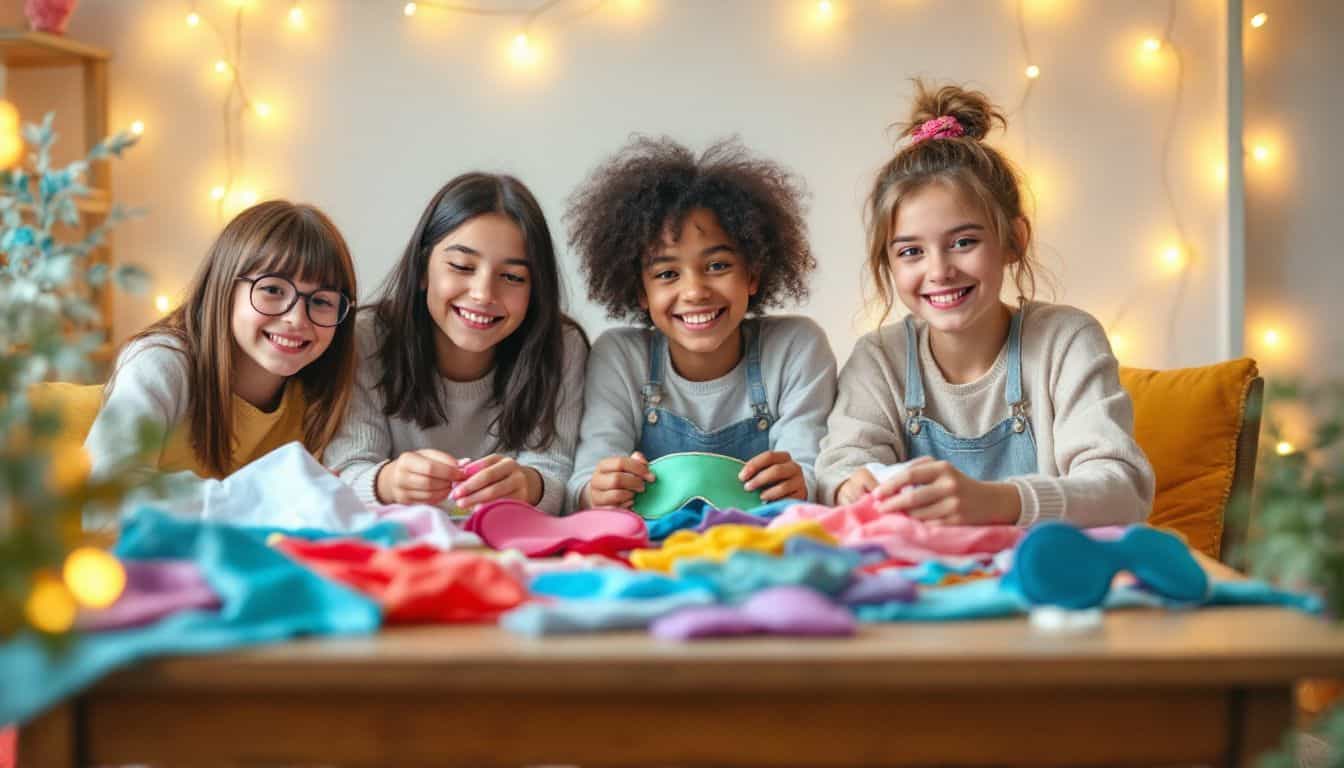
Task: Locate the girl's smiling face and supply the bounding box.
[888,182,1018,339]
[639,208,758,381]
[422,213,532,381]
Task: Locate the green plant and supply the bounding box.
[1236,379,1344,767]
[0,112,149,637]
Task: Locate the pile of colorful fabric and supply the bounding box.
[0,490,1322,731]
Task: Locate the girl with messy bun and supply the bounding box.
[816,81,1154,528]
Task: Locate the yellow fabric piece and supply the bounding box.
[630,522,836,573]
[29,381,308,480]
[1118,359,1257,560]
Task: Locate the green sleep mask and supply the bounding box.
[631,452,764,521]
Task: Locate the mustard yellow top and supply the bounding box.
[77,336,310,480]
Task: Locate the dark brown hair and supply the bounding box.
[566,135,814,322]
[370,172,585,452]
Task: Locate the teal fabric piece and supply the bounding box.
[1006,522,1208,608]
[855,577,1322,623]
[0,507,382,725]
[646,498,797,541]
[631,452,763,521]
[528,568,713,600]
[674,550,855,603]
[500,592,717,636]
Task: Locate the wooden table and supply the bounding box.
[20,602,1344,768]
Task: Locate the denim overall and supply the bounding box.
[638,320,772,462]
[902,310,1038,480]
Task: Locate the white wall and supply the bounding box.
[1243,0,1344,379]
[31,0,1228,369]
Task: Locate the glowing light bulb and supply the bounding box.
[155,294,171,313]
[214,59,230,76]
[130,120,144,135]
[817,0,834,18]
[63,548,126,609]
[1109,333,1127,354]
[186,11,201,27]
[254,102,272,118]
[289,4,305,27]
[1251,12,1267,28]
[1143,38,1162,52]
[1252,144,1271,163]
[510,32,539,66]
[210,185,226,201]
[1275,441,1295,456]
[24,575,76,634]
[1213,163,1227,184]
[241,189,259,206]
[1262,328,1281,348]
[1024,64,1041,79]
[1160,245,1185,272]
[404,2,417,16]
[0,101,24,168]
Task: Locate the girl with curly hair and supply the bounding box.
[565,136,836,512]
[816,82,1152,527]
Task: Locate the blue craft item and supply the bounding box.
[1008,522,1209,609]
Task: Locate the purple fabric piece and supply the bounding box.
[846,543,893,565]
[76,560,221,631]
[650,586,856,640]
[692,508,771,533]
[839,572,918,606]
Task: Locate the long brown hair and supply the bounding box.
[113,200,358,476]
[866,81,1044,328]
[371,172,586,452]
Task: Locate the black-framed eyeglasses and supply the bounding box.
[236,274,352,327]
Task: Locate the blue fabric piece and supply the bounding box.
[855,577,1322,623]
[1006,522,1208,609]
[647,498,796,541]
[528,568,713,600]
[782,537,887,570]
[1,507,382,725]
[673,550,855,603]
[893,560,999,586]
[500,591,716,636]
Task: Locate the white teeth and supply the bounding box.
[927,287,972,306]
[266,333,304,349]
[458,308,498,325]
[681,310,719,325]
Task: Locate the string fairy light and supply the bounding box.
[1102,0,1197,361]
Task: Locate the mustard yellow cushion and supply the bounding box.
[25,382,104,491]
[1118,359,1258,559]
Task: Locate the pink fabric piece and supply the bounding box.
[465,499,649,557]
[911,115,966,144]
[76,560,221,631]
[767,497,1023,562]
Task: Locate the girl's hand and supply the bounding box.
[740,450,807,502]
[872,459,1021,525]
[835,467,880,506]
[450,454,542,510]
[375,449,465,505]
[583,451,654,509]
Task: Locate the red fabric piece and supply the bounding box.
[273,538,527,623]
[1,725,14,768]
[465,499,649,557]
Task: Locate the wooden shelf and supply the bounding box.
[18,189,110,215]
[0,29,109,67]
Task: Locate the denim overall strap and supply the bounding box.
[902,315,927,436]
[1004,308,1029,434]
[642,331,668,425]
[744,320,772,433]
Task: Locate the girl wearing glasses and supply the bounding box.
[323,173,588,516]
[84,200,358,481]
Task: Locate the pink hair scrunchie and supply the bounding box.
[910,115,966,144]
